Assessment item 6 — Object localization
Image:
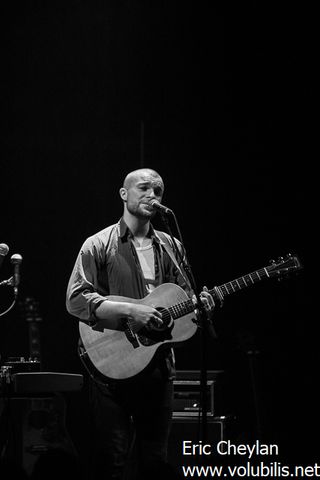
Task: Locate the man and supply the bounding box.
[66,168,214,479]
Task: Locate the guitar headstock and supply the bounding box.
[267,253,303,278]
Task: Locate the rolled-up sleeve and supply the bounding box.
[66,237,107,323]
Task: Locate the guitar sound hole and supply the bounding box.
[151,307,172,331]
[138,308,173,346]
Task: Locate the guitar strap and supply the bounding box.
[156,231,193,294]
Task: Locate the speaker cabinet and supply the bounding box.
[1,394,78,476]
[172,370,226,418]
[168,415,232,468]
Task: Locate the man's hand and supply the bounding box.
[200,286,215,316]
[193,286,215,318]
[127,303,163,332]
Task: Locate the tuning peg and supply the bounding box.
[277,256,284,262]
[269,259,276,265]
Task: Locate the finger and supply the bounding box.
[202,287,215,306]
[154,315,163,325]
[153,309,162,319]
[202,298,210,310]
[201,287,210,300]
[206,297,215,309]
[154,319,163,327]
[200,292,210,302]
[149,310,162,325]
[192,295,198,307]
[201,294,214,311]
[149,316,163,328]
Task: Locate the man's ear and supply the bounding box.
[119,187,127,202]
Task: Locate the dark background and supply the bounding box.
[1,0,316,472]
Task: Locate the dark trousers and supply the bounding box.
[89,366,174,480]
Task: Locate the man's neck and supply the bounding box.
[123,211,150,239]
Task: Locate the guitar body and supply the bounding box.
[79,283,198,381]
[78,253,302,381]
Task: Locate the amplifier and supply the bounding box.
[173,370,224,417]
[173,380,214,416]
[12,372,84,394]
[2,357,41,373]
[1,370,83,395]
[168,415,233,468]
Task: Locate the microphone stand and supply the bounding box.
[159,210,212,443]
[0,278,18,317]
[0,254,22,317]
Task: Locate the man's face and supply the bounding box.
[124,172,164,218]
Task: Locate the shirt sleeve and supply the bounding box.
[66,237,107,324]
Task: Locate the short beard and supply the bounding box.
[127,203,155,220]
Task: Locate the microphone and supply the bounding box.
[11,253,23,293]
[0,243,9,270]
[150,200,173,215]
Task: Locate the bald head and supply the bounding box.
[119,168,165,221]
[122,168,164,190]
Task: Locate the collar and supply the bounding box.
[118,217,161,245]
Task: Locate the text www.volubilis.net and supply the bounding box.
[182,462,320,478]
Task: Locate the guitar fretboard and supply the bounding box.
[166,299,195,321]
[161,254,300,322]
[213,267,270,298]
[164,266,272,321]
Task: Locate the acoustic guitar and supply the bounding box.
[79,254,302,381]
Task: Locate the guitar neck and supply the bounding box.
[165,254,301,319]
[166,267,276,319]
[210,266,271,300]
